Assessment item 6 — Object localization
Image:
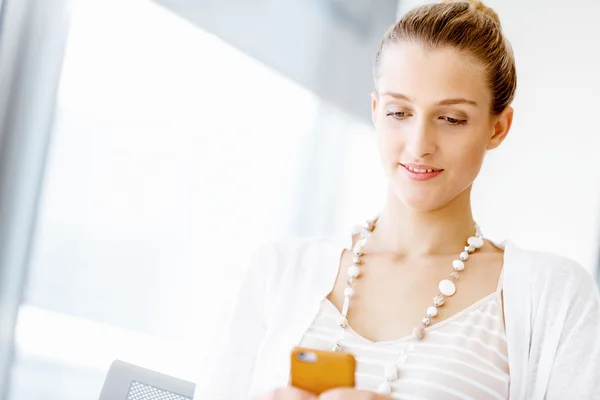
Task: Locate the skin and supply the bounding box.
[252,387,390,399]
[255,39,514,399]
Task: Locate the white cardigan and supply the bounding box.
[194,232,600,400]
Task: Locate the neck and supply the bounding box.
[371,186,476,257]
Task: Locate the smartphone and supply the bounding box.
[290,347,356,395]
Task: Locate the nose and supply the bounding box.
[406,117,436,158]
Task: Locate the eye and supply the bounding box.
[441,116,467,126]
[386,111,409,120]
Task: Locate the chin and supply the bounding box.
[402,197,447,212]
[393,186,451,212]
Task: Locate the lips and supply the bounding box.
[400,163,443,181]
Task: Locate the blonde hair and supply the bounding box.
[374,0,516,115]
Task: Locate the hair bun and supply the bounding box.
[442,0,501,27]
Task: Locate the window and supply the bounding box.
[8,0,365,398]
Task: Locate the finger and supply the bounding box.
[278,387,318,399]
[265,387,318,400]
[319,388,383,399]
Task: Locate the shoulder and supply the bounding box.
[505,241,598,309]
[254,233,348,283]
[515,244,592,286]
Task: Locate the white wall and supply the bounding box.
[391,0,600,274]
[475,0,600,275]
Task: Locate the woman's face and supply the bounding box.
[372,41,513,212]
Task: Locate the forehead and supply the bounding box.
[377,41,490,105]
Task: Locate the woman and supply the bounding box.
[194,0,600,399]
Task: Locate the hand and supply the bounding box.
[252,387,317,400]
[319,388,393,399]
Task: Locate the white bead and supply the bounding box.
[452,259,465,271]
[427,306,438,317]
[348,265,360,278]
[459,251,469,261]
[384,365,398,381]
[344,287,355,297]
[353,239,366,254]
[468,236,484,249]
[341,297,350,317]
[377,382,392,395]
[439,279,456,296]
[338,317,348,328]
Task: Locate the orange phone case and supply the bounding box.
[290,347,356,395]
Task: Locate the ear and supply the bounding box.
[487,106,514,150]
[371,91,379,127]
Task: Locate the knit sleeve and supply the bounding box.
[193,243,274,400]
[543,262,600,399]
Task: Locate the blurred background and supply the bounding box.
[0,0,598,399]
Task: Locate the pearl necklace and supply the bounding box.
[332,219,484,395]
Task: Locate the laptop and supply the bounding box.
[98,360,195,400]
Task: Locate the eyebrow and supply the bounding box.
[380,92,478,107]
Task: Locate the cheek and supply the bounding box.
[376,126,402,162]
[447,137,487,179]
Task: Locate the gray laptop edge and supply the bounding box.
[98,360,195,400]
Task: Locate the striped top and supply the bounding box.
[299,271,509,399]
[196,238,600,400]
